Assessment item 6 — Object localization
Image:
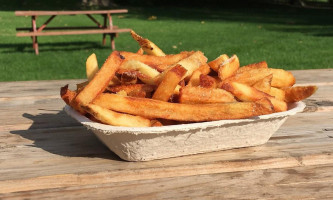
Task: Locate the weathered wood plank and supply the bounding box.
[291,68,333,85]
[0,79,84,99]
[0,69,332,196]
[1,164,332,199]
[15,10,128,16]
[0,110,332,193]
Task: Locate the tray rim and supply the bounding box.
[64,101,305,134]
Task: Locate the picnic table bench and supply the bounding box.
[0,69,332,199]
[15,10,131,55]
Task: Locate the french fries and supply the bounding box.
[60,31,317,127]
[86,53,99,81]
[283,86,318,103]
[218,55,240,81]
[120,51,193,72]
[93,93,274,122]
[187,63,211,87]
[253,74,272,94]
[208,54,229,72]
[74,51,124,107]
[221,81,287,112]
[152,64,187,101]
[83,104,153,127]
[130,30,166,56]
[179,86,236,104]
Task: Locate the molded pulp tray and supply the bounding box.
[64,102,306,161]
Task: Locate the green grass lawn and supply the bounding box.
[0,3,332,81]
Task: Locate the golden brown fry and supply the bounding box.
[60,85,86,114]
[253,74,272,94]
[86,53,99,81]
[93,93,274,122]
[179,86,236,104]
[120,60,160,80]
[208,54,229,72]
[154,51,207,84]
[269,68,296,88]
[130,30,166,56]
[152,64,187,102]
[218,54,240,81]
[187,63,211,87]
[84,104,152,127]
[199,74,218,88]
[283,86,318,103]
[237,61,268,74]
[221,81,287,112]
[60,84,77,106]
[269,87,285,101]
[136,48,144,55]
[108,84,155,94]
[224,68,272,86]
[74,51,124,107]
[120,51,193,72]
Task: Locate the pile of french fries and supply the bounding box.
[61,30,317,127]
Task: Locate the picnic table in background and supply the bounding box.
[0,69,332,199]
[15,10,131,55]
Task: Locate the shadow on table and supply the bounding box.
[10,109,123,161]
[0,41,110,54]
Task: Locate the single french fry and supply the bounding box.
[269,87,285,101]
[118,70,138,84]
[86,53,99,81]
[224,68,272,86]
[187,63,211,87]
[84,104,152,127]
[253,74,273,94]
[74,51,124,107]
[120,59,160,84]
[120,51,193,72]
[208,54,229,72]
[221,81,287,112]
[269,68,296,88]
[237,61,268,74]
[218,54,240,81]
[199,74,218,88]
[130,30,166,56]
[136,48,144,55]
[283,86,318,103]
[154,51,207,84]
[116,90,128,96]
[152,64,187,102]
[93,93,274,122]
[60,84,77,106]
[108,84,155,94]
[179,86,236,104]
[60,85,86,114]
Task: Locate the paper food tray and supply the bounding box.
[64,101,305,161]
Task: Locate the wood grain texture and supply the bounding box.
[15,10,128,16]
[1,165,332,200]
[0,69,332,197]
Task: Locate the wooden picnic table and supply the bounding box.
[0,69,332,199]
[15,10,131,55]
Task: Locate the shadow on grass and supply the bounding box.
[10,110,123,161]
[0,41,111,54]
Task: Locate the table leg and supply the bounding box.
[31,15,39,55]
[102,14,107,45]
[110,33,115,50]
